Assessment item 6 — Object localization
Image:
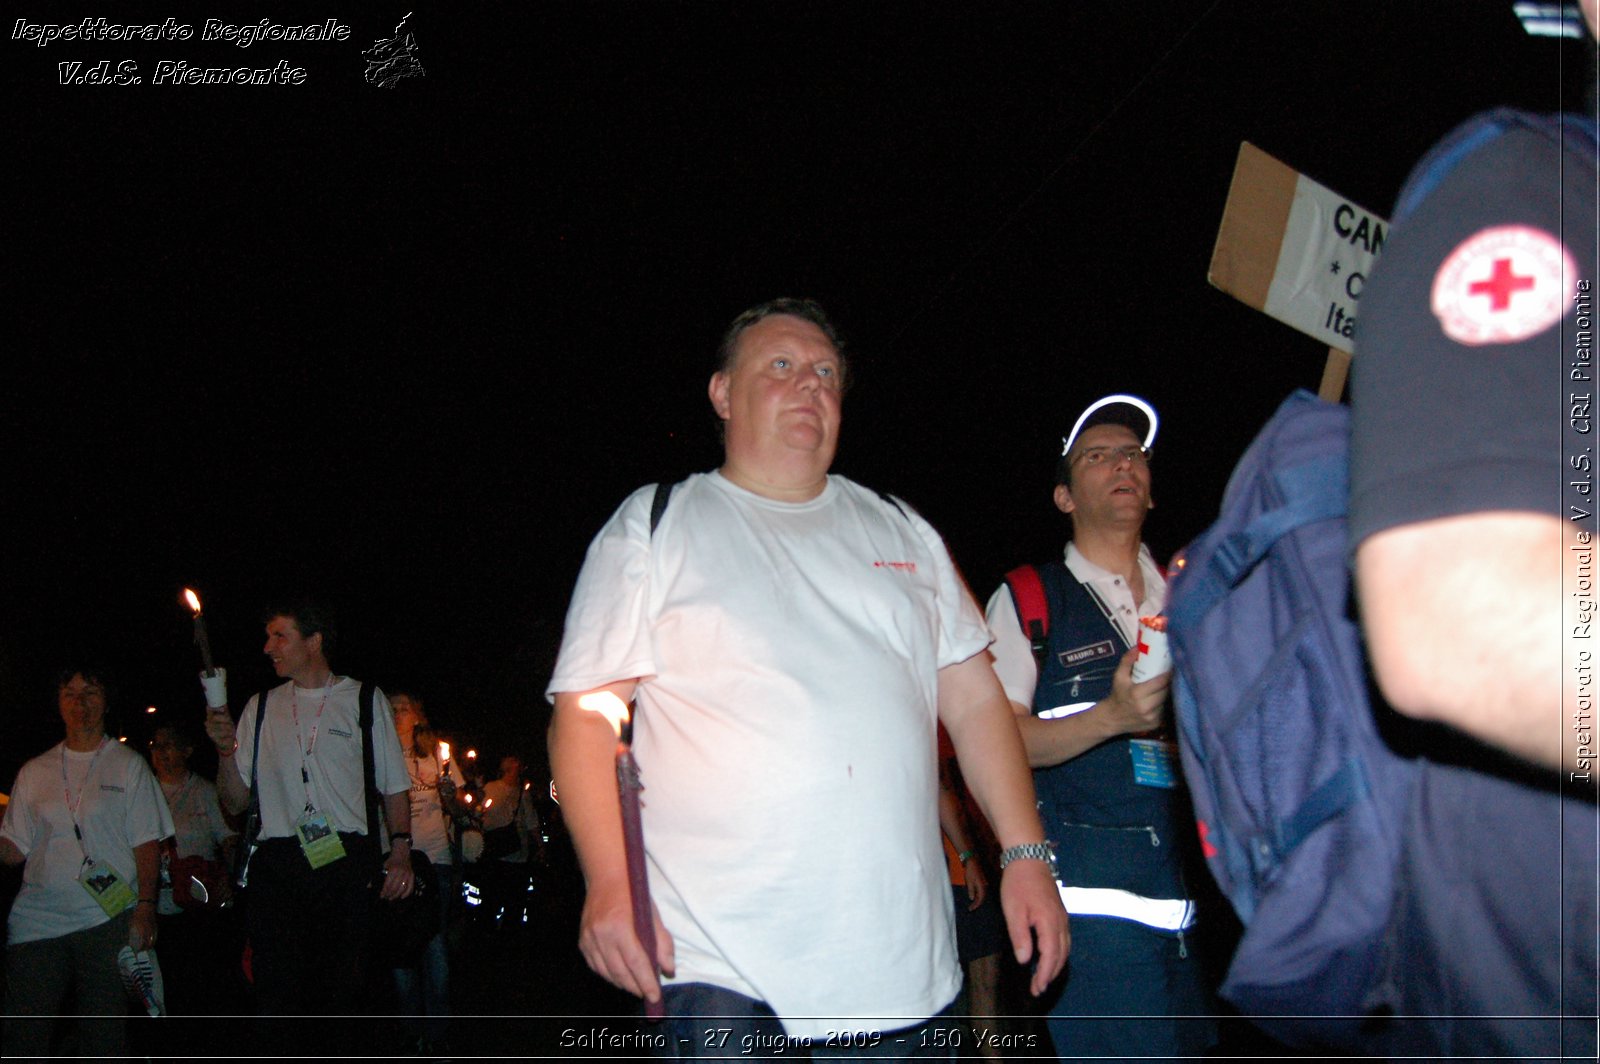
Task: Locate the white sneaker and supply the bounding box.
[116,945,166,1018]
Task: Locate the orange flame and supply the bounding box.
[438,741,451,763]
[183,588,202,615]
[578,691,631,739]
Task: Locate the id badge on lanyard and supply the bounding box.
[291,681,345,868]
[295,809,347,869]
[66,740,134,914]
[79,859,135,916]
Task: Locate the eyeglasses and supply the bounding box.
[1072,445,1150,468]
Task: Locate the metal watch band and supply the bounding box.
[998,841,1056,870]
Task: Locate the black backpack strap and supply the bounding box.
[649,480,678,537]
[359,681,380,848]
[248,687,270,807]
[234,687,272,887]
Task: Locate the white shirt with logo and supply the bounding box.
[550,472,989,1037]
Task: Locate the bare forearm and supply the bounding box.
[549,687,633,891]
[384,791,411,837]
[937,785,976,856]
[215,753,248,815]
[133,840,161,901]
[1014,704,1121,768]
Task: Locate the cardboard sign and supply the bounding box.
[1210,142,1390,354]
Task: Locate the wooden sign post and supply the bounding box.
[1209,143,1389,402]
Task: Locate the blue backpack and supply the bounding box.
[1165,391,1413,1047]
[1165,108,1596,1050]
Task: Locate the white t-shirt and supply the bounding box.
[2,739,175,945]
[549,472,989,1037]
[986,542,1166,711]
[161,772,236,862]
[235,678,409,839]
[403,752,465,865]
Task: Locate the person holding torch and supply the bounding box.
[548,299,1066,1054]
[199,599,414,1037]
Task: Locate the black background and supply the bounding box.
[3,1,1592,786]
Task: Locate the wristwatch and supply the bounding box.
[999,841,1058,876]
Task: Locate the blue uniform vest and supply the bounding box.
[1021,560,1188,901]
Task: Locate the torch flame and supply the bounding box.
[438,741,451,763]
[578,691,631,739]
[183,588,202,614]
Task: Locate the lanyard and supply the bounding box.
[290,677,333,811]
[61,738,109,859]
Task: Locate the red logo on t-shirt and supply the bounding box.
[873,560,918,573]
[1431,225,1576,346]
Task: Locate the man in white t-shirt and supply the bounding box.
[202,600,414,1027]
[548,298,1067,1052]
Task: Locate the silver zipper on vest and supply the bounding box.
[1059,821,1160,848]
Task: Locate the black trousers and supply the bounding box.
[245,833,376,1021]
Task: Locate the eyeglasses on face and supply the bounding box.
[1072,445,1150,468]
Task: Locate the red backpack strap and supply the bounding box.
[1003,564,1050,667]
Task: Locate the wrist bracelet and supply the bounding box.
[390,832,412,845]
[217,739,238,758]
[957,849,976,864]
[998,841,1057,872]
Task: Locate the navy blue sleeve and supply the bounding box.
[1349,113,1597,546]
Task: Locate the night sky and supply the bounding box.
[3,1,1592,786]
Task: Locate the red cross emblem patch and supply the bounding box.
[1431,224,1576,346]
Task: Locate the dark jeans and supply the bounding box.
[658,982,959,1062]
[1043,915,1216,1064]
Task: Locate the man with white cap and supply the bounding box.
[985,394,1214,1062]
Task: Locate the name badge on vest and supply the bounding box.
[1057,639,1117,670]
[1129,739,1178,789]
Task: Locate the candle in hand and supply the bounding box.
[579,690,662,1019]
[182,588,216,677]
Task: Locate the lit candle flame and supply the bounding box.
[578,691,631,740]
[482,797,493,810]
[465,749,477,760]
[463,793,474,804]
[146,706,157,715]
[183,588,202,615]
